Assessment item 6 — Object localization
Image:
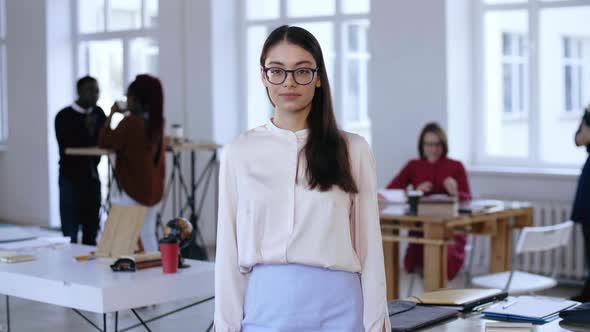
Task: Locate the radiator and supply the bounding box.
[468,200,587,282]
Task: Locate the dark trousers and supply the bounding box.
[58,174,101,245]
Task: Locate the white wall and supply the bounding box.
[159,0,219,246]
[46,0,74,228]
[0,0,50,225]
[370,0,448,187]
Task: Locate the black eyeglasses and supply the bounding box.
[263,67,319,85]
[423,141,442,148]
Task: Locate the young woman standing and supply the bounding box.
[214,26,390,332]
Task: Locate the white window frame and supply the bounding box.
[0,0,7,147]
[238,0,370,134]
[474,0,590,169]
[501,32,528,119]
[563,36,588,114]
[72,0,158,99]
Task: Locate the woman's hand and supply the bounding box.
[416,181,432,193]
[443,177,458,197]
[110,102,124,115]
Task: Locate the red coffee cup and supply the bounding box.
[159,239,179,274]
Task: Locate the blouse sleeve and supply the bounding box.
[386,161,413,189]
[351,137,391,332]
[214,146,247,332]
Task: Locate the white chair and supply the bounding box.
[471,220,574,295]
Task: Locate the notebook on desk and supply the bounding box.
[408,288,508,313]
[482,296,578,324]
[388,300,458,332]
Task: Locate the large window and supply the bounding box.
[75,0,159,113]
[563,36,590,113]
[502,32,528,116]
[477,0,590,167]
[74,0,159,200]
[243,0,371,142]
[0,0,6,145]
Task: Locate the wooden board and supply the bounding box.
[96,205,147,258]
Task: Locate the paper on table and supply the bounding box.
[381,204,407,216]
[0,237,70,251]
[0,226,37,243]
[377,189,406,203]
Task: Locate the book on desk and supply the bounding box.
[482,296,578,324]
[408,288,508,313]
[417,195,459,217]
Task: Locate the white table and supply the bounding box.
[421,312,572,331]
[0,244,215,331]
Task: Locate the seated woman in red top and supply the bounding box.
[98,74,165,252]
[386,122,472,281]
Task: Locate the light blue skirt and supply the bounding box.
[241,264,365,332]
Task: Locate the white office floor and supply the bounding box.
[0,263,582,332]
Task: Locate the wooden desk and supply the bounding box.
[380,201,533,300]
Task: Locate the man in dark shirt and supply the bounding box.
[55,76,106,245]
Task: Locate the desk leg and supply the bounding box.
[131,309,152,332]
[383,234,399,300]
[491,218,510,273]
[115,312,118,332]
[423,223,447,292]
[5,295,10,332]
[103,313,107,332]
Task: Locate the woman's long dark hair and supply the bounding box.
[127,74,164,146]
[260,25,357,193]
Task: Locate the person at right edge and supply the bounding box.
[572,105,590,303]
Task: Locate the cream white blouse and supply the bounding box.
[214,120,390,332]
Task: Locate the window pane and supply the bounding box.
[502,33,511,55]
[144,0,158,28]
[246,0,280,20]
[563,37,571,57]
[344,59,360,122]
[78,39,124,114]
[247,26,272,129]
[78,0,105,33]
[483,10,529,157]
[0,0,5,39]
[128,38,159,82]
[539,6,590,165]
[341,0,369,14]
[287,0,335,18]
[518,63,525,110]
[503,63,512,113]
[108,0,141,31]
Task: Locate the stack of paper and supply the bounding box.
[482,296,578,324]
[0,237,69,251]
[377,189,406,203]
[0,226,36,243]
[485,322,533,332]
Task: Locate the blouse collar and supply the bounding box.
[266,118,309,139]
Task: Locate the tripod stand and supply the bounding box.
[155,142,220,260]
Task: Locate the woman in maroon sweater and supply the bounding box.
[99,74,165,251]
[386,122,471,281]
